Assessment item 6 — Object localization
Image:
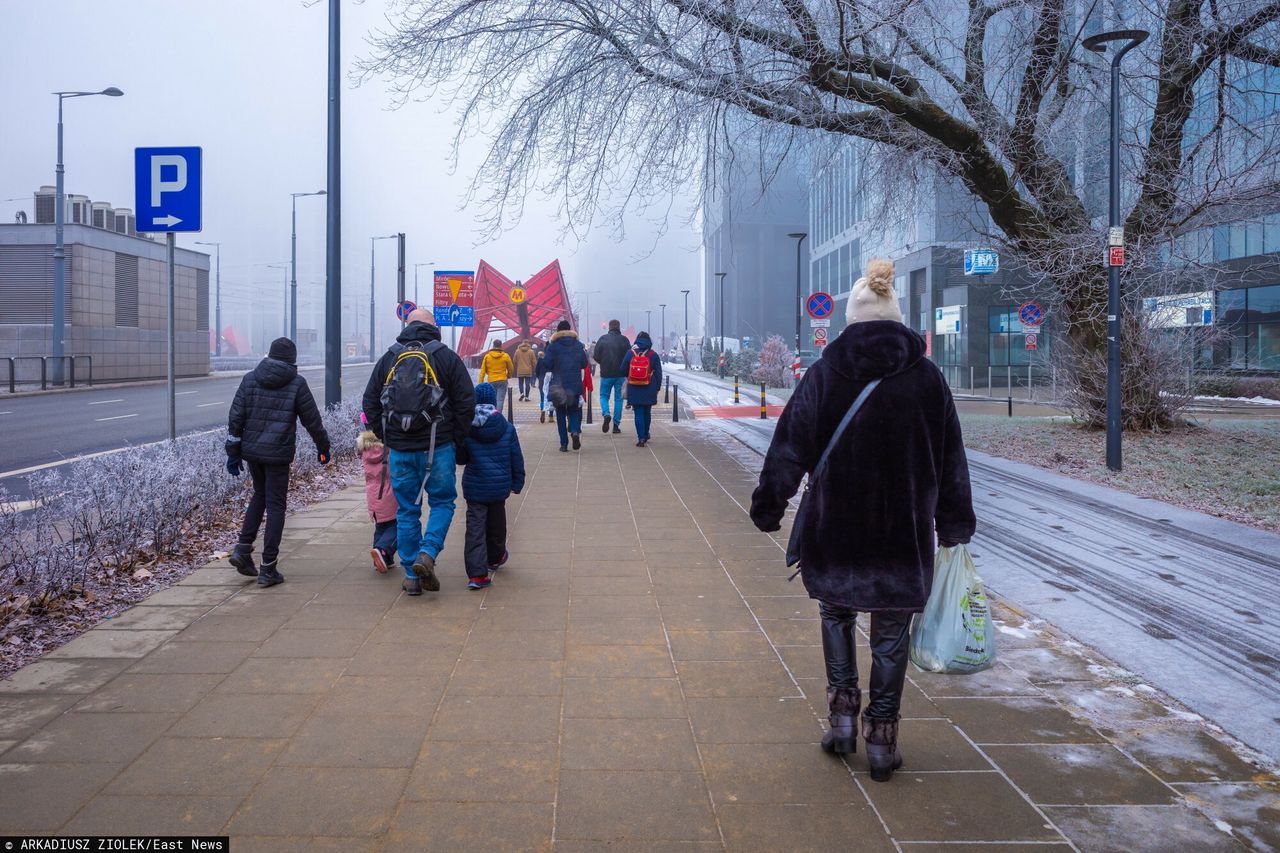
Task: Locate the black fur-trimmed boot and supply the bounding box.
[821,687,861,755]
[862,715,903,782]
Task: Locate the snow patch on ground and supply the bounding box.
[1194,394,1280,406]
[1213,820,1233,835]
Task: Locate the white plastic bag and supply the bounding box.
[910,545,996,674]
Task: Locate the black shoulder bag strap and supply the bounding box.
[786,378,882,573]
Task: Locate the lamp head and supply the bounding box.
[1082,29,1149,53]
[101,87,124,96]
[788,232,807,239]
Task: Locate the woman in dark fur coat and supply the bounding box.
[750,258,976,782]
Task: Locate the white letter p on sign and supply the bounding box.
[150,154,187,207]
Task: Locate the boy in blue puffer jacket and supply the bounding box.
[462,383,526,589]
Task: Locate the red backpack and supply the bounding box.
[627,347,653,385]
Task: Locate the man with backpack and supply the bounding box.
[362,309,475,595]
[592,319,630,435]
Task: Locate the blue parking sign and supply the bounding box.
[135,147,202,232]
[963,248,998,276]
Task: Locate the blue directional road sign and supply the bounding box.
[135,147,202,232]
[807,291,835,319]
[963,248,998,275]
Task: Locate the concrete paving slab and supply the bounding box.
[44,629,178,659]
[555,769,719,843]
[384,801,554,852]
[1044,804,1240,852]
[8,710,176,764]
[0,762,123,832]
[72,672,221,713]
[983,743,1179,805]
[104,736,285,797]
[406,741,559,803]
[226,766,409,837]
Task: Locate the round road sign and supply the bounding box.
[813,326,828,342]
[510,287,527,304]
[807,292,835,319]
[1018,302,1044,327]
[1025,333,1038,351]
[396,300,417,321]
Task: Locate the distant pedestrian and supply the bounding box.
[749,259,976,782]
[462,383,526,590]
[357,413,398,574]
[513,339,538,401]
[362,309,475,596]
[536,349,550,424]
[593,319,630,435]
[538,320,590,452]
[620,331,662,447]
[479,340,515,414]
[226,337,331,588]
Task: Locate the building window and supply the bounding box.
[115,253,139,328]
[988,306,1051,365]
[196,268,210,332]
[1219,284,1280,370]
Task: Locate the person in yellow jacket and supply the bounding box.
[479,340,515,414]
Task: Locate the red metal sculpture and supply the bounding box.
[456,259,576,357]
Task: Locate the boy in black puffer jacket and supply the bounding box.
[461,383,525,589]
[225,337,331,587]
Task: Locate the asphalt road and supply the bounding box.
[701,415,1280,764]
[0,364,374,497]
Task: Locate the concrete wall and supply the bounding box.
[0,224,209,384]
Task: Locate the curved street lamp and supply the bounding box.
[51,87,124,385]
[1083,29,1149,472]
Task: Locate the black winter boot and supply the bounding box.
[256,560,284,587]
[229,545,257,577]
[862,715,903,782]
[820,687,860,755]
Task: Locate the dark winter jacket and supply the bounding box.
[749,321,976,612]
[361,321,476,453]
[537,330,590,404]
[620,333,663,407]
[227,358,330,465]
[462,405,526,503]
[593,330,632,378]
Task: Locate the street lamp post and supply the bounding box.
[659,304,666,356]
[267,264,290,336]
[680,289,691,368]
[194,241,221,356]
[370,234,397,356]
[1084,29,1148,473]
[52,87,123,385]
[325,0,342,406]
[645,309,652,334]
[413,262,435,305]
[290,190,325,343]
[715,272,727,378]
[788,232,807,355]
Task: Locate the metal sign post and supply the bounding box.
[136,146,202,441]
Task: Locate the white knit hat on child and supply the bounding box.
[845,258,904,324]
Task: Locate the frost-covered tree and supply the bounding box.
[363,0,1280,426]
[753,334,795,387]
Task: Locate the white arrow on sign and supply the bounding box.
[153,214,183,227]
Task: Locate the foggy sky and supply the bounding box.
[0,0,704,350]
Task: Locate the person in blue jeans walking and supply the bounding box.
[592,319,631,435]
[620,331,663,447]
[538,320,590,451]
[362,309,475,595]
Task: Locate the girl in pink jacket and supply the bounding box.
[358,416,400,573]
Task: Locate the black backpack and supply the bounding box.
[379,341,448,449]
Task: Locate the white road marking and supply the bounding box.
[196,401,224,408]
[0,411,10,415]
[88,398,125,405]
[94,413,139,422]
[0,427,221,479]
[176,391,198,396]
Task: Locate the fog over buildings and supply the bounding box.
[0,0,702,355]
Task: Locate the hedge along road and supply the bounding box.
[0,364,373,502]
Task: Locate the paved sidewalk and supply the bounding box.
[0,402,1273,850]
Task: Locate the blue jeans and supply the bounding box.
[633,404,653,440]
[555,403,582,447]
[388,443,457,577]
[599,377,625,419]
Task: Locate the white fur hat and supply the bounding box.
[846,258,904,324]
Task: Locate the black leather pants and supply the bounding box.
[818,602,913,719]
